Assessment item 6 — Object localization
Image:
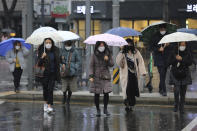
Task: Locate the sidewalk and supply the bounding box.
[0,90,197,106]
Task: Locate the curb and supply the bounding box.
[0,91,197,106]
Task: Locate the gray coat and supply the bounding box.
[89,51,114,94]
[6,47,29,72]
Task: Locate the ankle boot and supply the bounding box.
[104,108,110,116]
[62,92,67,104]
[67,91,72,106]
[96,109,101,117]
[174,105,178,112]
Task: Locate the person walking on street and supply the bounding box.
[89,41,114,117]
[60,41,80,106]
[116,38,146,112]
[6,40,29,93]
[37,38,60,113]
[167,42,192,113]
[150,24,172,96]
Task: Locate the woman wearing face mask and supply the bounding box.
[6,40,29,93]
[89,41,114,117]
[116,38,146,112]
[168,42,192,113]
[60,40,80,106]
[38,38,60,113]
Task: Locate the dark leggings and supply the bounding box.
[12,67,23,89]
[174,85,187,110]
[42,73,55,105]
[63,86,72,101]
[94,93,109,110]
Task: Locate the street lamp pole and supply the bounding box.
[85,0,91,79]
[112,0,120,94]
[27,0,34,90]
[41,0,45,26]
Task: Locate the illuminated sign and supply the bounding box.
[76,6,94,14]
[186,4,197,13]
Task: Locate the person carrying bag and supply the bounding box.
[60,41,80,106]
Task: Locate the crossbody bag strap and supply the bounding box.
[67,52,73,68]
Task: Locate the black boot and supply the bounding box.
[96,109,101,117]
[104,108,110,116]
[62,92,67,104]
[179,103,184,114]
[67,91,72,106]
[174,105,178,112]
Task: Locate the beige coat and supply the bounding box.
[116,50,147,99]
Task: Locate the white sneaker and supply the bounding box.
[47,107,53,113]
[44,104,48,112]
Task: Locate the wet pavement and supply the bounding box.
[0,101,196,131]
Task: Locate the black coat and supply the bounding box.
[150,32,172,67]
[38,44,60,82]
[167,47,192,86]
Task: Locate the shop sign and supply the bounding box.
[76,6,94,14]
[186,4,197,13]
[51,1,69,18]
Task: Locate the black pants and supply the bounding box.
[94,93,109,110]
[157,66,167,93]
[125,72,138,107]
[174,85,187,110]
[12,67,23,89]
[42,73,55,105]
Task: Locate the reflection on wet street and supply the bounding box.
[0,102,196,131]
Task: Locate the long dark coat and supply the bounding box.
[150,31,172,67]
[38,44,60,82]
[89,50,114,94]
[167,47,192,86]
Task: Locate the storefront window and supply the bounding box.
[91,20,101,35]
[120,20,133,28]
[149,20,161,25]
[188,19,197,29]
[78,20,85,39]
[134,20,148,32]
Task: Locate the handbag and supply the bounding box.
[34,62,45,78]
[172,63,187,80]
[61,52,73,78]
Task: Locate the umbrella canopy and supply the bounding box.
[177,28,197,35]
[141,21,177,43]
[0,38,31,56]
[105,27,142,37]
[57,31,80,42]
[84,33,128,47]
[158,32,197,44]
[31,26,57,36]
[26,31,64,45]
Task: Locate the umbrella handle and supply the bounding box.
[44,45,45,53]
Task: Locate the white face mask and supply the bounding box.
[65,46,72,50]
[179,46,186,51]
[45,44,52,49]
[160,31,166,35]
[15,46,20,50]
[98,47,105,52]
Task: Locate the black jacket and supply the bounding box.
[150,31,172,67]
[38,44,60,82]
[168,47,192,85]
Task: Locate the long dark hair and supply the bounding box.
[13,40,22,53]
[94,41,110,54]
[38,38,55,53]
[94,41,111,60]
